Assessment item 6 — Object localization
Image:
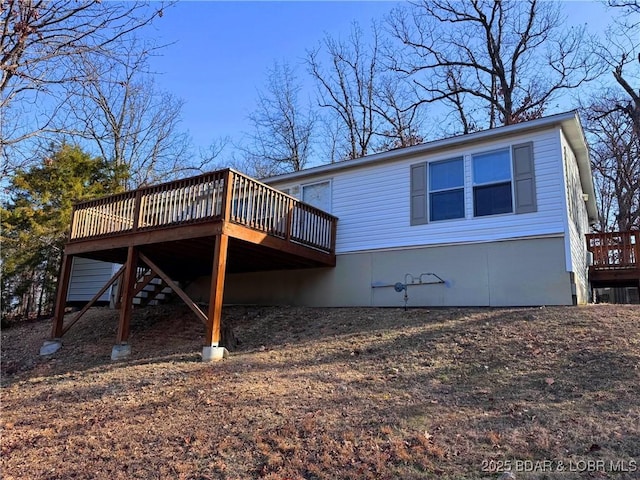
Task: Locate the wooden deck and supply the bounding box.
[64,169,337,274]
[50,169,338,358]
[586,231,640,288]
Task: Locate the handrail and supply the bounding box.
[70,191,137,239]
[586,231,639,271]
[68,169,337,254]
[228,170,337,252]
[70,171,227,239]
[136,171,227,231]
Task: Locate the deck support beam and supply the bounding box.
[114,246,138,356]
[51,254,74,339]
[61,265,125,336]
[203,233,229,361]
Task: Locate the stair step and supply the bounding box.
[141,284,162,293]
[127,271,179,307]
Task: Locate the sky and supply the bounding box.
[140,1,619,159]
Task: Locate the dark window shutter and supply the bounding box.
[410,163,428,225]
[512,142,537,214]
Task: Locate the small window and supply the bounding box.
[472,149,513,217]
[429,158,464,221]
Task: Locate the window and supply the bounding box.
[302,180,331,213]
[410,142,535,225]
[472,149,513,216]
[429,158,464,221]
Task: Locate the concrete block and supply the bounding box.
[202,346,229,362]
[39,339,62,356]
[111,343,132,361]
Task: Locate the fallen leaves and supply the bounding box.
[1,304,639,479]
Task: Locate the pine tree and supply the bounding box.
[1,144,120,322]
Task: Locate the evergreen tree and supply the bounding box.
[1,144,120,322]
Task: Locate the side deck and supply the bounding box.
[586,231,640,288]
[65,169,337,275]
[49,169,337,359]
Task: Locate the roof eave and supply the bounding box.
[265,111,583,183]
[558,115,599,225]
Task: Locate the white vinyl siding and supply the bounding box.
[271,127,567,255]
[560,129,591,301]
[67,258,119,302]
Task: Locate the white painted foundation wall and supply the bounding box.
[187,236,576,307]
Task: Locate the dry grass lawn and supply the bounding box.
[1,304,639,479]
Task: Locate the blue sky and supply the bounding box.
[145,1,398,150]
[142,1,617,156]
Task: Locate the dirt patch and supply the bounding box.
[1,304,639,479]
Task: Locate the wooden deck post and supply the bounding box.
[222,169,234,222]
[51,254,74,339]
[116,246,138,346]
[203,233,229,361]
[285,198,294,241]
[132,189,143,232]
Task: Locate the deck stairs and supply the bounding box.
[134,275,175,306]
[116,269,178,307]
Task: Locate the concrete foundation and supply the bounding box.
[39,339,62,356]
[111,343,132,361]
[202,346,229,362]
[188,236,578,307]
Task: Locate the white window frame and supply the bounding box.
[301,179,332,213]
[428,157,465,222]
[471,147,515,217]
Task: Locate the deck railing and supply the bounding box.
[228,174,336,252]
[69,169,337,254]
[586,231,639,271]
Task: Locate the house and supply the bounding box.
[46,110,600,361]
[204,110,598,308]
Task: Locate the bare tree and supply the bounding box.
[199,136,230,171]
[583,1,639,232]
[388,0,598,132]
[62,43,192,188]
[608,0,640,18]
[373,72,425,150]
[599,1,640,139]
[308,22,382,160]
[584,101,640,231]
[318,114,343,164]
[0,0,166,175]
[240,61,316,176]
